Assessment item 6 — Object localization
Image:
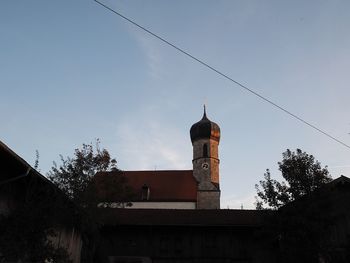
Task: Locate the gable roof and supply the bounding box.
[327,175,350,187]
[0,140,49,185]
[0,140,31,184]
[97,170,198,202]
[279,175,350,212]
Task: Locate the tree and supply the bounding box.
[48,140,134,261]
[255,149,333,262]
[255,149,332,209]
[255,169,290,210]
[48,139,127,206]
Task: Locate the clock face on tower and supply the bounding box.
[202,162,209,170]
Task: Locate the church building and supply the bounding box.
[95,109,350,263]
[98,107,221,209]
[2,108,350,262]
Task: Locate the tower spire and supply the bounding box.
[203,104,207,119]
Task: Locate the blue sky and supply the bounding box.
[1,0,350,208]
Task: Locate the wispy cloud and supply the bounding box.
[115,116,191,171]
[129,29,165,80]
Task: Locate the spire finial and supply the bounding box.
[203,104,207,119]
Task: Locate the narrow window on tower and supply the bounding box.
[203,144,208,157]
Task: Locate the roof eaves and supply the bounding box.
[0,140,57,187]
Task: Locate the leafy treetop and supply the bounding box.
[255,148,332,209]
[48,139,119,206]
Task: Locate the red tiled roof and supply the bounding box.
[97,208,275,227]
[96,170,197,202]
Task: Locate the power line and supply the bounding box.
[93,0,350,150]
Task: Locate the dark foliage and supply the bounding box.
[255,149,332,209]
[48,140,118,206]
[47,140,134,262]
[0,177,73,262]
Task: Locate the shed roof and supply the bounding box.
[97,208,274,227]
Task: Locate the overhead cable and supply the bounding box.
[94,0,350,150]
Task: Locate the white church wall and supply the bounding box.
[129,202,196,209]
[100,202,196,209]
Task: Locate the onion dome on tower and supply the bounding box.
[190,106,220,143]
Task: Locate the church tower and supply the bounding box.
[190,106,220,209]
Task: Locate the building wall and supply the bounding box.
[277,178,350,262]
[192,137,220,209]
[128,202,196,209]
[96,225,276,263]
[192,138,219,191]
[197,191,220,209]
[0,189,82,263]
[52,227,82,263]
[0,194,12,216]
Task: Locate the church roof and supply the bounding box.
[97,170,197,202]
[97,208,274,227]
